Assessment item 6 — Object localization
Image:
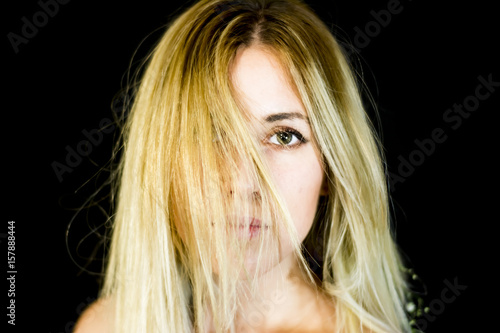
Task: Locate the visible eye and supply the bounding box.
[268,127,308,148]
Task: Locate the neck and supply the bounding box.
[232,253,321,332]
[204,253,332,332]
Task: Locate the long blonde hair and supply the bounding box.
[100,0,411,332]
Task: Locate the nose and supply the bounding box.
[229,157,261,201]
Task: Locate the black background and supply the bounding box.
[4,0,497,332]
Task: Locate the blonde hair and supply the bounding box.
[100,0,411,332]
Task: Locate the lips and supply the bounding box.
[247,217,261,228]
[237,217,269,229]
[230,217,268,239]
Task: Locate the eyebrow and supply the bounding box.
[264,112,309,123]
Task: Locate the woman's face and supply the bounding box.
[229,45,326,273]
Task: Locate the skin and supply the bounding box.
[74,44,335,332]
[211,44,334,332]
[229,42,325,255]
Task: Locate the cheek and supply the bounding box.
[267,147,324,240]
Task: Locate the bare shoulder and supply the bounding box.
[73,296,115,333]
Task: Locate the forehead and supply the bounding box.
[230,45,306,119]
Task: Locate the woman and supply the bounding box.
[75,0,414,332]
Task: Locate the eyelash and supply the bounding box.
[266,126,309,149]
